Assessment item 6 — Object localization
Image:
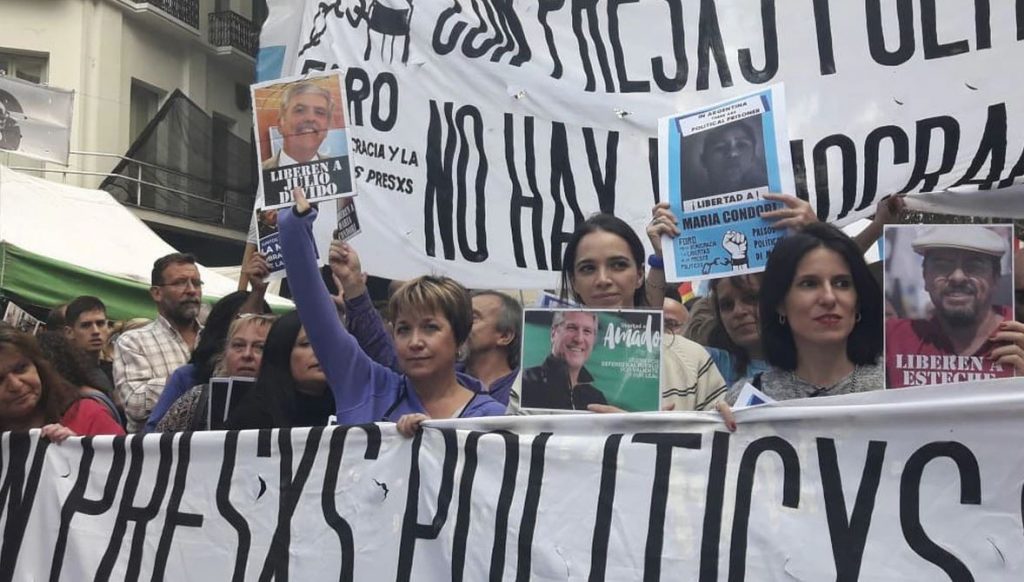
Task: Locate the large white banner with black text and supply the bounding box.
[2,380,1023,580]
[256,0,1024,287]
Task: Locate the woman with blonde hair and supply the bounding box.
[278,188,505,436]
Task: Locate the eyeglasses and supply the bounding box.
[664,319,685,333]
[235,313,277,322]
[923,256,994,278]
[157,278,204,290]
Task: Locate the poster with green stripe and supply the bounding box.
[520,308,662,412]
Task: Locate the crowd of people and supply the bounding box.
[2,186,1024,442]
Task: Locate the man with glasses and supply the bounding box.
[886,226,1017,388]
[115,253,204,431]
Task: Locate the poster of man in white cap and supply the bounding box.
[884,224,1016,388]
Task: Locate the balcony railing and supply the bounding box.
[148,0,200,29]
[209,11,258,58]
[6,152,254,233]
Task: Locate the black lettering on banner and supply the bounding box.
[696,0,733,90]
[343,68,397,132]
[454,105,489,262]
[860,125,910,211]
[949,103,1006,191]
[153,433,205,582]
[789,140,814,215]
[370,73,398,132]
[490,0,532,66]
[1019,0,1024,40]
[216,431,252,582]
[516,433,552,582]
[463,0,503,58]
[997,144,1024,189]
[433,3,467,55]
[587,434,623,582]
[632,433,702,582]
[608,0,650,93]
[698,432,731,582]
[0,433,49,581]
[583,128,618,213]
[538,0,566,78]
[648,137,661,203]
[321,424,383,582]
[96,433,175,582]
[550,122,585,270]
[921,0,991,59]
[506,115,548,269]
[728,436,800,582]
[811,0,837,75]
[652,0,688,91]
[49,436,126,582]
[300,60,328,75]
[900,115,961,193]
[345,67,372,127]
[899,442,980,580]
[424,101,489,262]
[816,438,887,582]
[259,427,325,582]
[738,0,779,84]
[866,0,915,66]
[811,134,859,220]
[573,0,615,92]
[425,101,459,260]
[451,431,520,582]
[396,428,459,582]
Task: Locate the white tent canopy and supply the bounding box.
[0,164,292,317]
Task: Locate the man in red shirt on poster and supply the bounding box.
[887,225,1020,388]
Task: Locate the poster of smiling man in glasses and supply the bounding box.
[252,70,353,209]
[885,224,1017,388]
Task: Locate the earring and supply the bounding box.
[778,314,787,325]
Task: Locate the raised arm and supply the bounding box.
[277,191,400,423]
[329,239,400,371]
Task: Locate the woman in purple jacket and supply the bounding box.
[278,188,505,435]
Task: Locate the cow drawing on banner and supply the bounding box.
[299,0,413,65]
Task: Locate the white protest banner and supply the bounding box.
[0,75,74,165]
[254,1,1024,288]
[3,380,1024,580]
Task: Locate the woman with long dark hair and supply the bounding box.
[227,311,334,429]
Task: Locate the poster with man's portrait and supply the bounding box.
[884,224,1016,388]
[659,85,794,283]
[252,70,353,209]
[519,308,662,413]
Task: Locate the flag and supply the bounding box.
[0,74,74,165]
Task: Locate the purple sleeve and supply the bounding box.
[144,364,196,432]
[345,292,400,372]
[278,207,402,423]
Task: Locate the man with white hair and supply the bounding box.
[886,225,1017,388]
[263,81,332,169]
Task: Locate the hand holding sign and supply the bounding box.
[292,186,311,214]
[329,240,368,299]
[989,320,1024,374]
[243,252,271,291]
[646,202,680,258]
[761,193,818,231]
